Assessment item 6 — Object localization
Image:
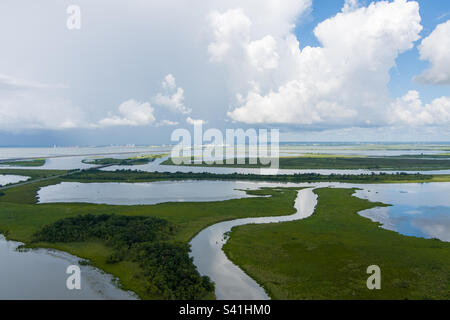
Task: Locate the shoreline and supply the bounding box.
[222,188,450,300]
[1,174,449,300]
[0,234,138,300]
[190,188,317,300]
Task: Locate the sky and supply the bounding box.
[0,0,449,146]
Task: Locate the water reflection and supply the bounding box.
[189,182,449,300]
[37,180,450,242]
[355,183,450,241]
[0,235,137,300]
[38,181,264,205]
[7,178,450,299]
[190,188,318,300]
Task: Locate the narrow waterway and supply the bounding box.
[189,188,318,300]
[4,152,450,175]
[103,156,450,175]
[2,179,449,299]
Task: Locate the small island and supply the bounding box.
[162,154,450,171]
[82,154,167,166]
[0,159,46,167]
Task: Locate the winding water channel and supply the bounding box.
[189,188,318,300]
[3,153,450,175]
[102,157,450,176]
[1,168,450,299]
[31,180,450,300]
[187,182,450,300]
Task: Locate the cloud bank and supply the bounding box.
[0,0,449,141]
[98,99,156,127]
[226,0,433,128]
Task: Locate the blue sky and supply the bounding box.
[295,0,450,103]
[0,0,449,146]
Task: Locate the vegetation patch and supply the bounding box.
[130,153,168,160]
[223,188,450,300]
[293,153,368,159]
[82,157,155,166]
[0,178,298,299]
[62,168,444,184]
[0,169,68,181]
[0,159,46,167]
[82,154,167,166]
[162,156,450,171]
[33,214,214,299]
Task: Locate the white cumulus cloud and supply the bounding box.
[415,20,450,85]
[247,35,279,71]
[156,119,179,127]
[153,74,192,114]
[207,8,252,63]
[342,0,360,13]
[186,117,206,125]
[98,99,156,127]
[389,91,450,126]
[161,74,177,90]
[227,0,423,126]
[2,0,450,139]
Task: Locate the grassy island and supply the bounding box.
[0,167,449,300]
[0,159,46,167]
[162,155,450,171]
[33,214,214,299]
[0,177,299,300]
[82,157,153,166]
[224,188,450,300]
[62,168,450,184]
[82,153,168,166]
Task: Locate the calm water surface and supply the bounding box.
[190,188,318,300]
[2,146,450,174]
[0,146,171,160]
[0,174,29,186]
[37,180,450,242]
[3,172,450,299]
[38,181,265,205]
[188,182,450,299]
[103,157,450,176]
[0,235,137,300]
[355,183,450,241]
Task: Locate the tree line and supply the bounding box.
[65,169,433,184]
[33,214,214,300]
